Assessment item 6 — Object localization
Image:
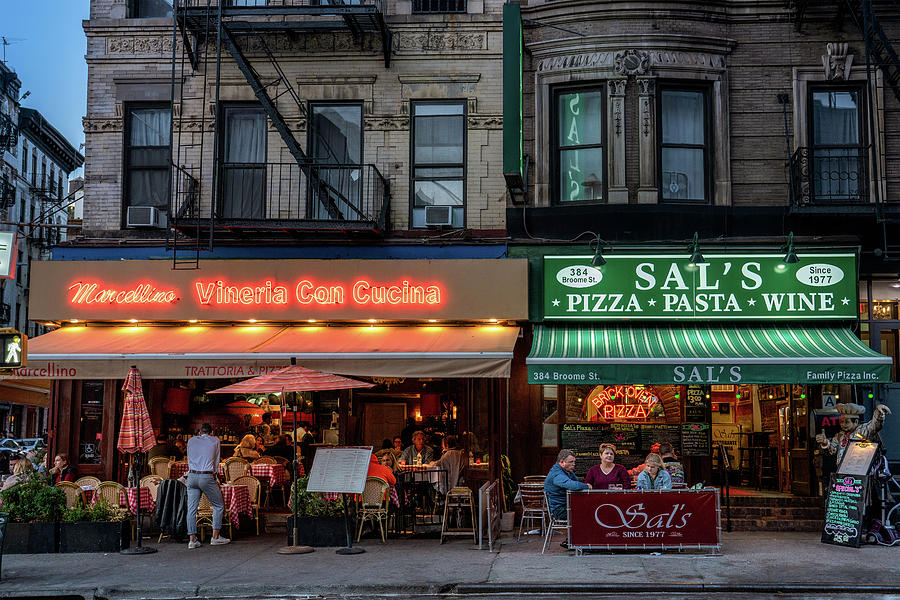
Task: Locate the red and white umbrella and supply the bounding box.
[117,367,155,454]
[207,365,374,395]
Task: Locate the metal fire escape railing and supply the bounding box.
[168,1,392,269]
[0,113,17,153]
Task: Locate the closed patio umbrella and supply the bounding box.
[117,366,157,555]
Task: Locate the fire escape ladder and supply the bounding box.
[846,0,900,103]
[219,24,349,220]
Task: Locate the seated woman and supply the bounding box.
[377,450,399,474]
[255,435,266,455]
[585,444,632,489]
[49,453,77,485]
[2,459,34,490]
[636,453,672,490]
[233,434,261,460]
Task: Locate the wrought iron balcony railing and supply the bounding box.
[790,146,869,207]
[0,113,17,153]
[174,161,389,233]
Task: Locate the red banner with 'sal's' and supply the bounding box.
[568,489,721,549]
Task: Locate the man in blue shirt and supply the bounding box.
[544,449,591,520]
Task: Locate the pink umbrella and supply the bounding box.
[118,366,157,555]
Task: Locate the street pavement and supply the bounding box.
[1,531,899,599]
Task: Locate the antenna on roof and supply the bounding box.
[1,37,26,64]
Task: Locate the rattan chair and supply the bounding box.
[356,476,390,543]
[196,492,232,542]
[252,456,276,465]
[74,476,101,489]
[56,481,85,508]
[517,482,548,541]
[141,475,163,502]
[95,481,125,508]
[222,457,249,483]
[148,457,171,479]
[542,489,570,554]
[233,475,261,535]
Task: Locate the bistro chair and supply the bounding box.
[148,457,171,479]
[252,457,276,465]
[56,481,85,508]
[196,492,232,542]
[74,476,101,490]
[542,490,570,555]
[523,475,546,483]
[223,457,250,483]
[141,475,163,502]
[95,481,126,508]
[233,475,261,535]
[356,476,390,543]
[517,482,548,541]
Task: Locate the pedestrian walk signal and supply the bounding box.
[0,329,25,368]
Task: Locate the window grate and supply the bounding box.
[412,0,466,13]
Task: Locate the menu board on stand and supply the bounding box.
[821,473,868,548]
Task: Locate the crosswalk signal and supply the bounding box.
[0,329,26,368]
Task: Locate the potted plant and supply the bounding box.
[0,475,65,553]
[58,500,131,553]
[287,476,348,547]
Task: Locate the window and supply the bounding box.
[78,381,104,465]
[411,101,466,228]
[130,0,173,18]
[221,104,266,219]
[30,152,36,186]
[49,166,55,197]
[58,174,63,200]
[21,141,26,176]
[125,105,171,210]
[553,88,604,204]
[809,88,865,202]
[309,103,363,221]
[659,87,709,202]
[413,0,466,12]
[40,160,46,191]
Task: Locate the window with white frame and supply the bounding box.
[411,101,466,228]
[125,104,171,210]
[658,86,709,203]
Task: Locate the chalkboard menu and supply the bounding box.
[640,424,682,455]
[685,385,708,422]
[822,474,868,548]
[681,423,711,456]
[561,423,676,474]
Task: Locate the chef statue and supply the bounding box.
[816,402,892,463]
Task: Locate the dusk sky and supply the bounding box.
[2,1,90,170]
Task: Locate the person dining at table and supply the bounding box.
[233,434,260,461]
[377,450,399,474]
[400,430,434,466]
[585,444,632,490]
[49,453,77,485]
[544,449,591,522]
[426,435,467,493]
[636,453,672,490]
[367,453,396,486]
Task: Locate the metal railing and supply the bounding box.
[790,146,869,206]
[412,0,466,12]
[180,0,384,9]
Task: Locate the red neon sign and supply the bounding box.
[589,385,661,421]
[69,282,178,305]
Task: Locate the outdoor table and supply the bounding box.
[248,463,288,488]
[120,487,155,515]
[566,488,721,554]
[169,462,189,479]
[396,468,448,533]
[221,483,252,528]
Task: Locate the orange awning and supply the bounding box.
[4,325,519,380]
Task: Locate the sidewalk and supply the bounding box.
[2,530,899,599]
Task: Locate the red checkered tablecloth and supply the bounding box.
[222,484,251,528]
[118,487,155,515]
[169,462,189,479]
[249,463,288,487]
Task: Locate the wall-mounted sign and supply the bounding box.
[29,259,529,322]
[542,254,858,320]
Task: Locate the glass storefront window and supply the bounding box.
[79,381,104,464]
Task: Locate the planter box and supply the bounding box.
[286,516,348,547]
[59,521,131,553]
[3,522,58,554]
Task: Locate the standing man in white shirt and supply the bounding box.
[186,423,230,549]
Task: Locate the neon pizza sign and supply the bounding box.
[588,385,663,421]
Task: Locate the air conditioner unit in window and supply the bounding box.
[126,205,165,228]
[423,205,452,227]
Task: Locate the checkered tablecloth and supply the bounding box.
[169,462,189,479]
[118,487,155,515]
[221,484,251,528]
[249,463,288,487]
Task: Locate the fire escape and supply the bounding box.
[168,0,393,270]
[788,0,900,222]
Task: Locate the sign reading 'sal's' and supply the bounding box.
[543,254,857,320]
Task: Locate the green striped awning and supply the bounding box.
[527,324,892,385]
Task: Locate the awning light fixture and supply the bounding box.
[590,235,607,267]
[781,231,800,264]
[688,232,704,265]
